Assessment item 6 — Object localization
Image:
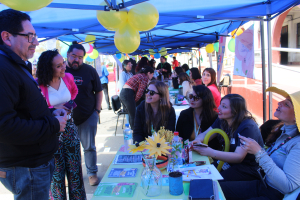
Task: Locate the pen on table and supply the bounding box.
[187,170,190,177]
[193,170,197,176]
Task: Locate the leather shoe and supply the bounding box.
[89,175,100,186]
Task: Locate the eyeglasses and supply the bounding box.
[11,32,38,43]
[188,93,201,101]
[145,89,160,96]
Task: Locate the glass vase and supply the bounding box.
[141,155,162,197]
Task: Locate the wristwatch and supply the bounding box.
[94,108,100,114]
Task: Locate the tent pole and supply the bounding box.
[209,53,213,68]
[267,15,273,120]
[260,19,267,123]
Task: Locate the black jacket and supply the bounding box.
[0,45,60,168]
[156,62,172,79]
[133,100,176,143]
[176,107,220,149]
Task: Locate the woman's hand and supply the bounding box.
[239,135,262,155]
[54,103,71,114]
[192,134,205,144]
[193,146,215,157]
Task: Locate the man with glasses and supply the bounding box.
[0,9,68,199]
[65,41,103,186]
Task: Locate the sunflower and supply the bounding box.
[145,133,171,158]
[129,141,147,154]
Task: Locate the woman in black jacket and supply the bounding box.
[176,85,220,149]
[133,81,176,143]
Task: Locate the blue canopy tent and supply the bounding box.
[0,0,299,121]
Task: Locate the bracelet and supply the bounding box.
[255,148,266,162]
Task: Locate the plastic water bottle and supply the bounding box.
[172,131,183,165]
[123,124,133,152]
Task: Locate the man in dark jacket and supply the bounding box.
[0,9,67,199]
[156,56,172,80]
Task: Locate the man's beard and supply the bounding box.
[68,61,82,70]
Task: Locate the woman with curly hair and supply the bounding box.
[36,49,86,200]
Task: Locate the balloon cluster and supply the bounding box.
[228,28,244,52]
[148,47,167,59]
[205,43,219,53]
[82,37,99,61]
[0,0,53,11]
[97,1,159,54]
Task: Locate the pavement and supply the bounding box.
[0,81,123,200]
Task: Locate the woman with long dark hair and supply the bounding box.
[202,68,221,108]
[190,68,202,85]
[193,94,264,182]
[133,81,176,143]
[220,88,300,200]
[176,85,219,148]
[36,49,86,200]
[118,60,133,93]
[135,57,149,73]
[178,72,195,97]
[120,66,154,129]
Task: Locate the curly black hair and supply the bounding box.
[36,49,60,87]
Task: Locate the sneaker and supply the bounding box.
[89,175,100,186]
[108,106,112,110]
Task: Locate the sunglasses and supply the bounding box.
[188,94,201,101]
[145,89,160,96]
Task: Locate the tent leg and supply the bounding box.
[209,53,213,68]
[260,20,267,123]
[267,16,273,120]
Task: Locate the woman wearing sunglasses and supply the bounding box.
[120,66,154,129]
[133,81,176,143]
[177,72,195,97]
[220,87,300,200]
[176,85,220,149]
[193,94,264,182]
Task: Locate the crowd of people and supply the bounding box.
[0,8,299,200]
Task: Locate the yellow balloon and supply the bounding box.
[205,44,214,53]
[128,2,159,31]
[114,22,140,54]
[149,49,155,55]
[159,47,167,56]
[83,54,88,60]
[85,35,96,44]
[231,28,244,38]
[0,0,53,11]
[89,49,99,59]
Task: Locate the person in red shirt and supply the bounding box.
[172,56,179,71]
[202,68,221,109]
[120,66,154,129]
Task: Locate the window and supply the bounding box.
[297,23,300,48]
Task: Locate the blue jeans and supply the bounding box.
[77,111,99,176]
[0,158,55,200]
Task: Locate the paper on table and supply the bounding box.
[178,164,223,181]
[113,154,145,165]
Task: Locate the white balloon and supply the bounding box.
[82,43,90,52]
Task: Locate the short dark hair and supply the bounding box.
[139,66,154,74]
[174,67,183,75]
[0,9,31,45]
[36,49,60,87]
[173,56,176,60]
[190,68,201,80]
[181,64,189,72]
[67,41,86,56]
[161,56,166,61]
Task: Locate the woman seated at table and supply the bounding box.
[220,87,300,200]
[178,72,195,97]
[189,68,202,85]
[176,85,220,149]
[120,66,154,129]
[182,63,190,76]
[133,81,176,143]
[202,68,221,108]
[193,94,264,182]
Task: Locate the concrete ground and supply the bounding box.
[0,82,123,200]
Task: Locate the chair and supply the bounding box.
[111,95,128,136]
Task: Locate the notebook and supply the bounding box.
[189,179,215,200]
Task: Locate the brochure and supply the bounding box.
[114,154,145,165]
[94,182,137,197]
[108,168,138,178]
[178,164,223,181]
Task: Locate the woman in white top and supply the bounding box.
[177,72,195,97]
[36,49,86,200]
[118,60,133,93]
